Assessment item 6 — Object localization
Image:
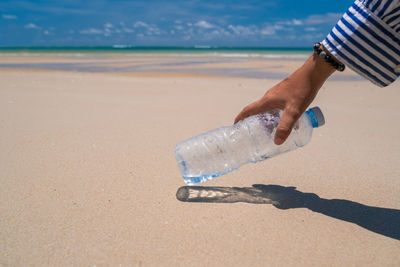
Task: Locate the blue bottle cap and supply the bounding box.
[306,106,325,128]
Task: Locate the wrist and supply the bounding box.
[313,43,345,72]
[311,50,336,82]
[294,53,335,90]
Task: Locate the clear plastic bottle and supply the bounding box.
[175,107,325,185]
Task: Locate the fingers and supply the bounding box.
[234,99,277,124]
[274,107,301,145]
[234,102,259,124]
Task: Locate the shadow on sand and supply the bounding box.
[176,184,400,240]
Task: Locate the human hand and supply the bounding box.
[234,52,336,145]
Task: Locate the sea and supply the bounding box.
[0,46,311,56]
[0,46,364,81]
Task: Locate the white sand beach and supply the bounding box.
[1,54,399,266]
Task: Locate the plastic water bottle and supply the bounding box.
[175,107,325,185]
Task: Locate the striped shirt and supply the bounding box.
[322,0,400,87]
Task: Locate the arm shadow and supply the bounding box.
[176,184,400,241]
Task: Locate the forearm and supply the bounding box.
[290,46,337,92]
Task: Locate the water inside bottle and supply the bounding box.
[183,172,228,185]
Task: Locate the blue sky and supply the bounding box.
[0,0,353,47]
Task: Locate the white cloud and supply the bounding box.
[80,23,125,36]
[195,20,214,29]
[43,30,50,35]
[103,23,114,36]
[24,23,40,29]
[133,21,149,28]
[218,28,231,36]
[292,19,303,25]
[260,25,276,35]
[305,27,317,32]
[272,25,284,30]
[302,13,342,25]
[277,13,341,27]
[277,19,303,26]
[174,25,184,31]
[273,13,341,30]
[2,14,17,19]
[80,28,103,35]
[122,27,134,33]
[228,25,257,35]
[104,28,111,36]
[66,13,337,43]
[133,21,162,36]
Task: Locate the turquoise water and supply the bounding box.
[0,46,311,55]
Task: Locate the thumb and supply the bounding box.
[274,109,300,145]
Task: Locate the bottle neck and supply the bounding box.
[305,109,319,128]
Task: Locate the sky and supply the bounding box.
[0,0,353,47]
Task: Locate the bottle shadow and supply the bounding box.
[176,184,400,240]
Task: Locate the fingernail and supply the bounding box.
[274,137,283,145]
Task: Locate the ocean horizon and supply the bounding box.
[0,46,311,55]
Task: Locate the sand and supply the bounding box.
[0,54,399,266]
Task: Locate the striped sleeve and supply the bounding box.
[322,0,400,87]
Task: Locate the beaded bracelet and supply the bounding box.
[313,42,345,72]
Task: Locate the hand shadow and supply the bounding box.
[176,184,400,240]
